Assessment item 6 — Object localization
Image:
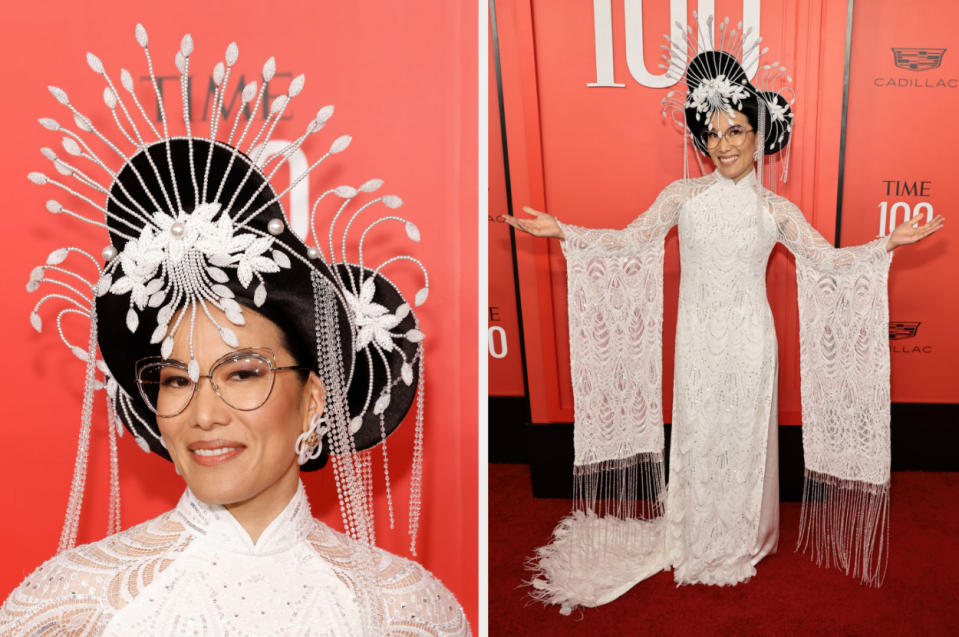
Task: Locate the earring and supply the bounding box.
[295,412,328,465]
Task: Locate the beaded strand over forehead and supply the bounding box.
[25,24,430,555]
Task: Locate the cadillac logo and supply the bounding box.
[889,321,921,340]
[892,48,946,71]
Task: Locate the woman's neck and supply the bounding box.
[224,462,301,544]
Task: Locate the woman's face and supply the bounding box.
[706,109,757,183]
[158,307,321,507]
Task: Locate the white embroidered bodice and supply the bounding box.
[0,482,470,636]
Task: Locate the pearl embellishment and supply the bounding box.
[170,222,186,238]
[102,245,118,261]
[307,247,320,260]
[267,218,285,235]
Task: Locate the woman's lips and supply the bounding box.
[187,440,246,466]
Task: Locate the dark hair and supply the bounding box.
[736,98,762,135]
[236,298,311,383]
[682,50,793,155]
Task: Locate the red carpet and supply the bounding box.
[490,463,959,636]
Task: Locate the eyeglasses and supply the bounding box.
[135,347,308,418]
[698,124,754,149]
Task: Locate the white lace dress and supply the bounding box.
[0,481,470,636]
[532,170,891,612]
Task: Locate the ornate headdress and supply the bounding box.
[26,25,427,555]
[660,13,796,186]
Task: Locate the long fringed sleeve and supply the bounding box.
[771,194,893,586]
[556,179,686,474]
[528,179,688,615]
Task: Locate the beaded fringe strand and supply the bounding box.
[796,468,890,587]
[57,306,100,553]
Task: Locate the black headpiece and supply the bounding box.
[26,26,428,553]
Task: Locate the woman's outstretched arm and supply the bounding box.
[503,179,690,256]
[503,206,565,239]
[773,194,944,271]
[885,211,945,251]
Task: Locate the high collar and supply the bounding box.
[174,479,315,555]
[712,168,757,188]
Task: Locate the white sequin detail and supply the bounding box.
[0,481,470,636]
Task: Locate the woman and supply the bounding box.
[0,26,469,636]
[505,36,944,614]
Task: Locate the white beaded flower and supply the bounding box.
[346,278,403,352]
[101,202,289,380]
[342,276,425,419]
[27,24,430,457]
[765,97,789,124]
[686,75,750,121]
[26,26,433,562]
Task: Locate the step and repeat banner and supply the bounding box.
[841,1,958,401]
[490,0,956,424]
[0,1,477,624]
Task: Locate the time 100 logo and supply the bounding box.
[876,180,933,236]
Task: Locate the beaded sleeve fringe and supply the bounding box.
[793,238,893,586]
[527,197,679,613]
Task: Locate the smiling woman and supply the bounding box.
[0,24,469,636]
[150,308,318,543]
[700,110,757,183]
[503,16,944,615]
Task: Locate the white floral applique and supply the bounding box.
[686,74,750,121]
[98,202,291,377]
[764,97,789,125]
[342,277,425,419]
[346,278,403,352]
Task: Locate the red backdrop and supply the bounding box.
[0,1,477,627]
[491,0,955,430]
[841,0,958,401]
[489,21,526,397]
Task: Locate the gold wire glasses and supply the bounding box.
[698,124,754,149]
[135,347,307,417]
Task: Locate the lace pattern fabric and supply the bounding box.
[530,170,894,612]
[0,482,470,636]
[785,196,892,585]
[557,177,712,468]
[0,513,190,635]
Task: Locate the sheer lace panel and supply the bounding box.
[556,176,715,467]
[307,522,470,636]
[766,190,893,484]
[558,177,713,256]
[770,193,889,273]
[0,513,190,635]
[783,191,893,585]
[3,509,469,636]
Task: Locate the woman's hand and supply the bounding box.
[502,206,565,240]
[886,211,945,251]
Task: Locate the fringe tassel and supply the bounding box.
[528,452,667,614]
[407,341,425,556]
[106,397,122,536]
[572,451,666,520]
[57,305,99,553]
[796,468,890,587]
